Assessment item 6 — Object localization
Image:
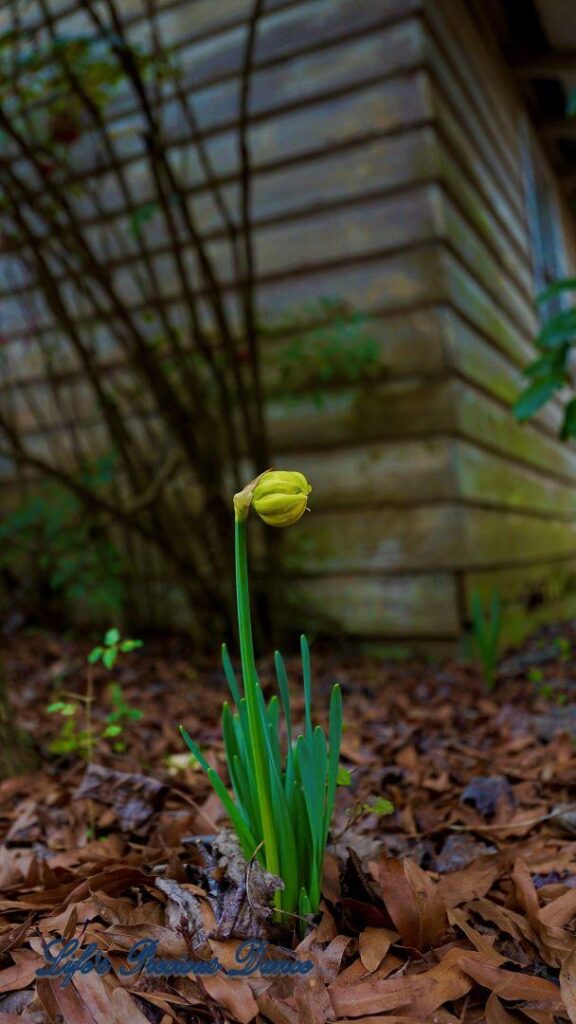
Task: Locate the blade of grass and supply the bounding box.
[274,650,295,794]
[300,634,313,739]
[222,643,241,707]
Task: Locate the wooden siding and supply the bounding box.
[0,0,575,649]
[423,0,576,647]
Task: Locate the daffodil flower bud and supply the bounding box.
[252,470,311,528]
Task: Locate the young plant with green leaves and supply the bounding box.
[512,88,576,437]
[181,471,344,924]
[47,628,142,757]
[512,277,576,438]
[470,590,502,691]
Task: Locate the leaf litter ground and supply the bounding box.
[1,623,576,1023]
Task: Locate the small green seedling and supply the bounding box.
[537,682,554,701]
[47,629,143,758]
[88,626,143,670]
[527,667,553,701]
[333,795,394,842]
[46,701,93,756]
[348,796,395,822]
[471,590,502,691]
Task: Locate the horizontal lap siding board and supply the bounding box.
[423,0,576,640]
[454,382,576,485]
[282,506,576,575]
[288,574,460,638]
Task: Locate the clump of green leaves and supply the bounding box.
[556,635,572,662]
[513,86,576,438]
[273,298,380,407]
[471,590,502,691]
[181,472,345,926]
[512,279,576,438]
[528,668,568,706]
[182,633,343,923]
[88,626,143,670]
[47,628,142,757]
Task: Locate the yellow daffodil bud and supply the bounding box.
[252,470,311,528]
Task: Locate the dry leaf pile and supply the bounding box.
[0,623,575,1023]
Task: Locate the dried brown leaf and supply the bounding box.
[560,942,576,1023]
[358,927,398,972]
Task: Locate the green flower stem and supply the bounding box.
[234,517,280,897]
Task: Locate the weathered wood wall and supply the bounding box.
[1,0,575,650]
[420,0,576,648]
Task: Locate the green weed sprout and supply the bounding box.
[471,590,502,691]
[47,628,142,757]
[180,471,344,924]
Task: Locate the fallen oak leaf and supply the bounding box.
[311,934,353,985]
[403,857,447,948]
[560,943,576,1023]
[41,977,100,1024]
[447,906,506,965]
[68,866,155,903]
[328,946,472,1018]
[256,991,298,1024]
[0,954,42,994]
[516,879,576,967]
[456,952,565,1011]
[512,859,541,929]
[0,849,25,890]
[0,922,30,956]
[358,927,398,973]
[73,971,115,1024]
[109,987,155,1024]
[519,1009,557,1024]
[119,987,191,1013]
[327,1018,459,1024]
[468,897,534,947]
[202,973,259,1023]
[294,968,332,1024]
[377,857,446,951]
[538,886,576,930]
[486,992,523,1024]
[14,866,153,910]
[377,857,419,948]
[101,922,188,958]
[448,803,574,834]
[436,853,506,907]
